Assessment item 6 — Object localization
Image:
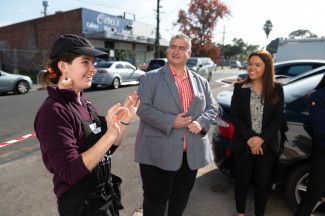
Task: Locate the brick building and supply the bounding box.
[0,8,167,72]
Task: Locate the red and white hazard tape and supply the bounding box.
[0,131,36,148]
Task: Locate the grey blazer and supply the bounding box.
[134,64,217,171]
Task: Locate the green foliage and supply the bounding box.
[220,38,259,61]
[115,49,135,63]
[289,29,318,39]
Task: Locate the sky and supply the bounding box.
[0,0,324,48]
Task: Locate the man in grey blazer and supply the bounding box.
[135,33,216,216]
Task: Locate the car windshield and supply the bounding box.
[96,62,113,68]
[186,59,198,67]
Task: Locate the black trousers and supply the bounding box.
[139,153,198,216]
[235,151,275,216]
[295,150,325,216]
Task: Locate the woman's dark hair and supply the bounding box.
[40,52,80,86]
[242,50,279,105]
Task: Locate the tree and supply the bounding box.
[218,38,259,61]
[195,42,221,63]
[289,29,318,39]
[263,20,273,39]
[176,0,230,60]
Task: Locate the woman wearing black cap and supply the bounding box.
[34,34,139,216]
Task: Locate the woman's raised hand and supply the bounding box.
[120,91,140,124]
[106,103,126,138]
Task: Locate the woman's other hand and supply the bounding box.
[120,91,140,124]
[248,136,264,155]
[106,103,126,138]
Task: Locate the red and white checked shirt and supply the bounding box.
[169,64,193,151]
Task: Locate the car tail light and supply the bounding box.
[216,115,235,140]
[97,69,108,73]
[225,147,231,157]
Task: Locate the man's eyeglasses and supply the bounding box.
[169,45,188,52]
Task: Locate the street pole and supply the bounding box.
[221,25,225,69]
[154,0,160,58]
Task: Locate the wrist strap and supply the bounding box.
[120,121,130,126]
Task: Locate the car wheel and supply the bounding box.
[16,80,30,94]
[112,78,120,89]
[285,163,325,213]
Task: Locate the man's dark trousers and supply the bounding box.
[140,153,198,216]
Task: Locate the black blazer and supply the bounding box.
[230,82,285,154]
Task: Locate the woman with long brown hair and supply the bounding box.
[231,50,285,216]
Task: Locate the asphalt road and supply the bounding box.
[0,68,294,216]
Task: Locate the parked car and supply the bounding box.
[92,61,145,89]
[212,65,325,214]
[237,59,325,81]
[230,60,242,69]
[0,70,33,94]
[186,57,216,81]
[239,62,247,70]
[146,58,168,72]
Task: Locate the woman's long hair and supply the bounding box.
[243,50,279,105]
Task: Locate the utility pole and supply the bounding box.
[154,0,161,58]
[221,25,225,69]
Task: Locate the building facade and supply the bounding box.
[0,8,168,71]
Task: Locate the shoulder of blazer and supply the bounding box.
[142,66,165,83]
[188,69,205,80]
[234,82,244,89]
[233,82,248,94]
[273,82,284,97]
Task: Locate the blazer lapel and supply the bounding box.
[163,65,183,112]
[262,97,270,127]
[187,71,200,115]
[242,87,252,129]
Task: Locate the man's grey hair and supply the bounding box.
[169,33,192,50]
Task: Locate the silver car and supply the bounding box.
[186,57,216,81]
[92,61,145,89]
[0,70,33,94]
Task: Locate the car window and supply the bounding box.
[124,63,135,70]
[186,59,198,67]
[147,60,167,71]
[202,59,209,65]
[96,62,113,68]
[286,65,313,76]
[115,64,125,69]
[284,72,324,124]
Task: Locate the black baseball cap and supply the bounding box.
[50,34,109,60]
